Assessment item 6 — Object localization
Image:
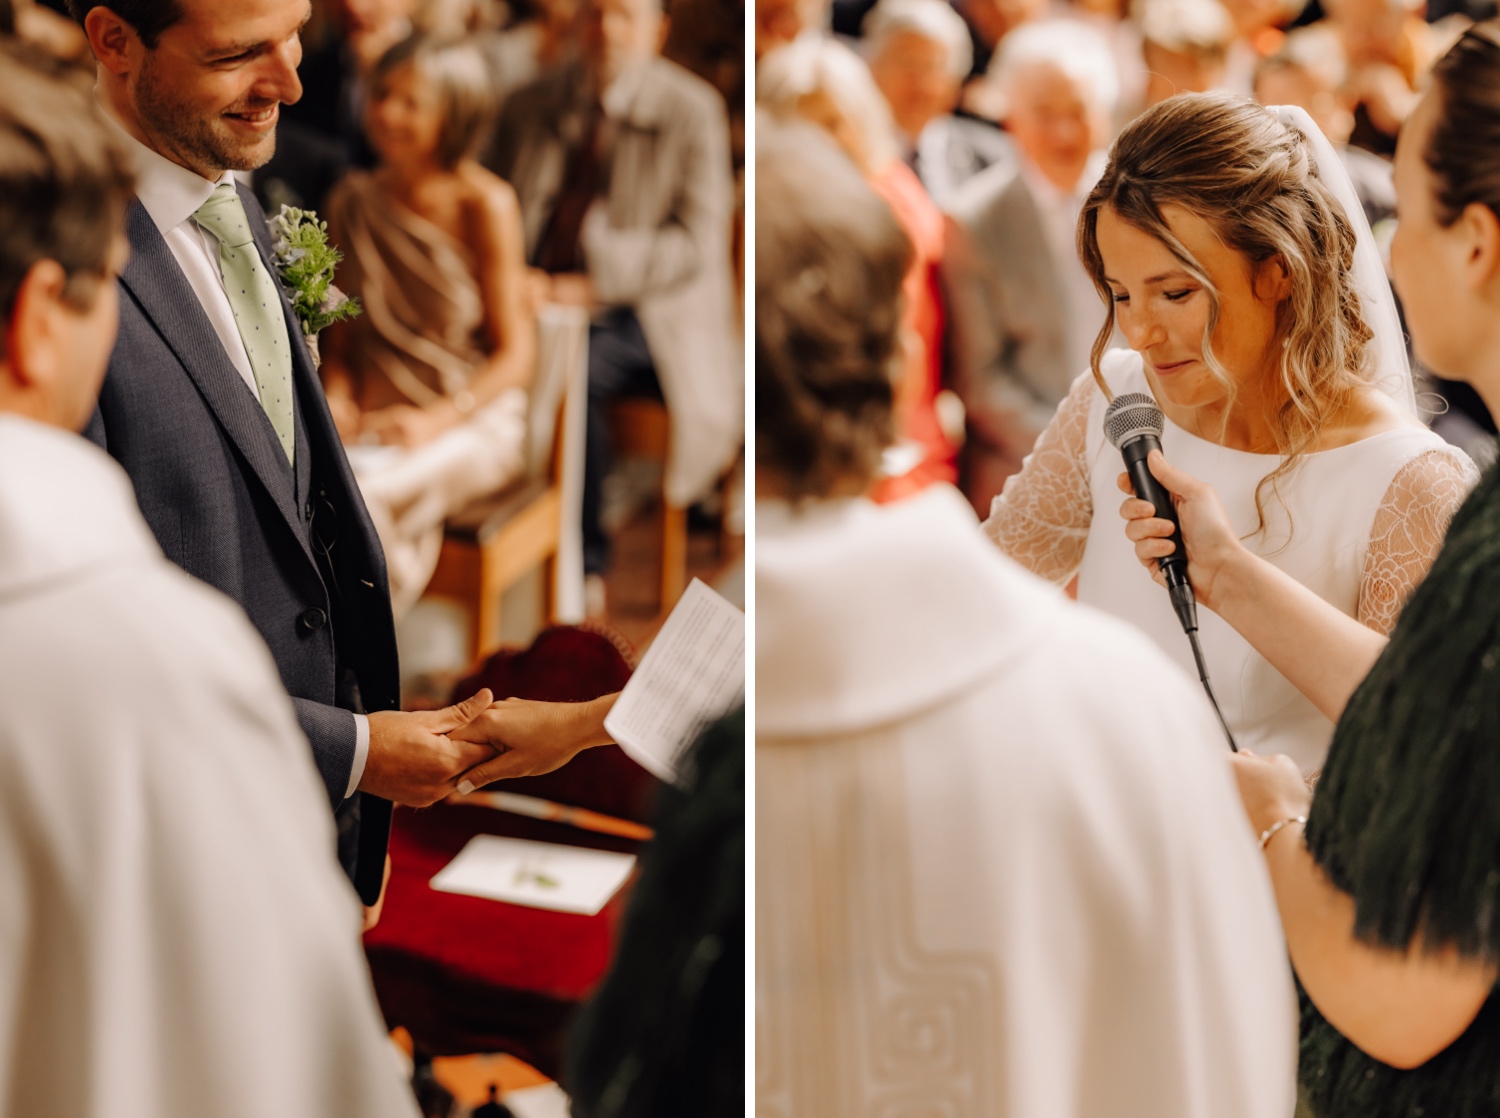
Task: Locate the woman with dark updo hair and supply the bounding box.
[1127,23,1500,1117]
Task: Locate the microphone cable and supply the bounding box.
[1187,627,1237,752]
[1105,391,1239,753]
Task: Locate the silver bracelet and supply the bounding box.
[1259,815,1307,850]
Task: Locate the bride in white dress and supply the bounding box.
[984,93,1478,774]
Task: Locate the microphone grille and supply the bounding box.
[1103,392,1165,449]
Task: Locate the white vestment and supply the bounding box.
[0,416,417,1118]
[756,484,1297,1118]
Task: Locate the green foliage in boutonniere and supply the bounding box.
[268,205,362,338]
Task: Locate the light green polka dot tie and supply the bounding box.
[193,183,295,466]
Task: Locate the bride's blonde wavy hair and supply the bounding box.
[1078,92,1376,537]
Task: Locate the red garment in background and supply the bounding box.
[869,159,958,504]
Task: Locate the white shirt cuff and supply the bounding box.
[346,713,370,799]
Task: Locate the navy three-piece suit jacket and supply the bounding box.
[85,183,397,905]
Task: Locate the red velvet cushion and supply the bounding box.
[364,625,661,1072]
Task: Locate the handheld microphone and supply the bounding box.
[1103,392,1238,751]
[1103,393,1197,635]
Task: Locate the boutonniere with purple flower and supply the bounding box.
[268,205,361,365]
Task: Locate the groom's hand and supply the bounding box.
[451,692,620,790]
[359,689,498,807]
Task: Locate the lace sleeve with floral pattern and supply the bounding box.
[981,370,1098,584]
[1358,445,1481,634]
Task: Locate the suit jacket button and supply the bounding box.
[299,607,328,631]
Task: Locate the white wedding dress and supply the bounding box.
[985,350,1479,773]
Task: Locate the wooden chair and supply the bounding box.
[610,398,689,612]
[423,304,589,664]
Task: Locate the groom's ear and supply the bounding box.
[84,7,145,77]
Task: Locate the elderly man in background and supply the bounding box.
[489,0,741,608]
[0,46,417,1118]
[863,0,1013,208]
[943,19,1116,513]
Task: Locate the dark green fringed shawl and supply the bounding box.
[1300,461,1500,1118]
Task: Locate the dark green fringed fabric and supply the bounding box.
[564,709,744,1118]
[1299,461,1500,1118]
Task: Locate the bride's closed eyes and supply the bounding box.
[1109,288,1197,304]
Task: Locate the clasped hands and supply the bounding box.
[358,689,618,808]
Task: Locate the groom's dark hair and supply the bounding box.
[64,0,184,49]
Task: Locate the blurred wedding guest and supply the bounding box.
[1322,0,1429,156]
[1207,0,1301,97]
[863,0,1015,207]
[0,47,417,1118]
[759,37,958,500]
[1119,26,1500,1115]
[489,0,741,605]
[755,117,1296,1118]
[321,34,534,617]
[1138,0,1234,107]
[951,0,1047,91]
[943,19,1116,511]
[1063,0,1147,130]
[755,0,827,61]
[473,0,585,117]
[285,0,423,172]
[1254,25,1397,226]
[3,0,89,62]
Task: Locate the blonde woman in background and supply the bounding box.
[321,34,534,616]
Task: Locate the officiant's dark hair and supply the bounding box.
[756,118,911,500]
[0,43,134,346]
[64,0,183,48]
[1425,22,1500,227]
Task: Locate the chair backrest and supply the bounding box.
[525,303,589,480]
[528,302,589,621]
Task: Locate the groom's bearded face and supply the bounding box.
[130,0,309,178]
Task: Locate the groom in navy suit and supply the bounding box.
[68,0,619,906]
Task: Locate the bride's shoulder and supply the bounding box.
[1315,387,1421,450]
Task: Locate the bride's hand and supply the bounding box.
[1116,449,1244,612]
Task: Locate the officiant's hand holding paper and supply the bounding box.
[452,692,620,791]
[361,689,499,807]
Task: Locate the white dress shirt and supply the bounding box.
[100,104,370,797]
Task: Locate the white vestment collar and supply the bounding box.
[0,415,160,600]
[756,484,1061,737]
